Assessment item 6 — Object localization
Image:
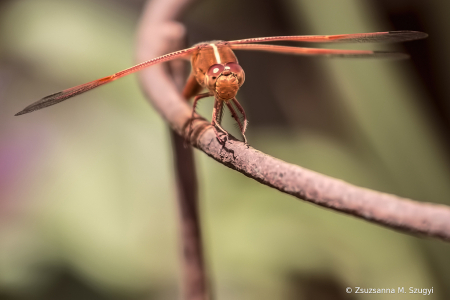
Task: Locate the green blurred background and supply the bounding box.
[1,0,450,299]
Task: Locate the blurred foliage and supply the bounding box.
[0,0,449,299]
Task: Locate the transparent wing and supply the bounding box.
[228,31,428,45]
[230,44,409,59]
[15,46,198,116]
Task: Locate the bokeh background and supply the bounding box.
[1,0,450,299]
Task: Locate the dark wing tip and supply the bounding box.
[14,91,64,116]
[15,110,28,116]
[331,51,410,59]
[388,30,429,41]
[14,104,40,116]
[372,51,410,59]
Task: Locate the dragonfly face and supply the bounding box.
[205,62,245,100]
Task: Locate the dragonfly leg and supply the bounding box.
[185,92,211,144]
[231,98,248,143]
[212,99,229,144]
[225,100,247,144]
[182,72,204,101]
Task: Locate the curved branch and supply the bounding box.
[136,0,450,242]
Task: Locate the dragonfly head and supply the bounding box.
[205,62,245,100]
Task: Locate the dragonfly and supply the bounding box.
[15,30,427,144]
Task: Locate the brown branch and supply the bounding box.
[137,0,450,255]
[170,54,210,300]
[170,46,211,300]
[137,1,210,299]
[170,131,209,300]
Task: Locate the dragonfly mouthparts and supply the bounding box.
[215,74,239,100]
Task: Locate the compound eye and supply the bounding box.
[225,62,243,74]
[207,64,224,78]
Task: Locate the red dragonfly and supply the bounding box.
[16,30,427,144]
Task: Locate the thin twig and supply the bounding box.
[137,1,210,299]
[137,0,450,249]
[170,130,209,300]
[169,45,210,300]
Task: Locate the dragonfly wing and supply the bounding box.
[230,44,409,59]
[228,31,428,45]
[15,46,198,116]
